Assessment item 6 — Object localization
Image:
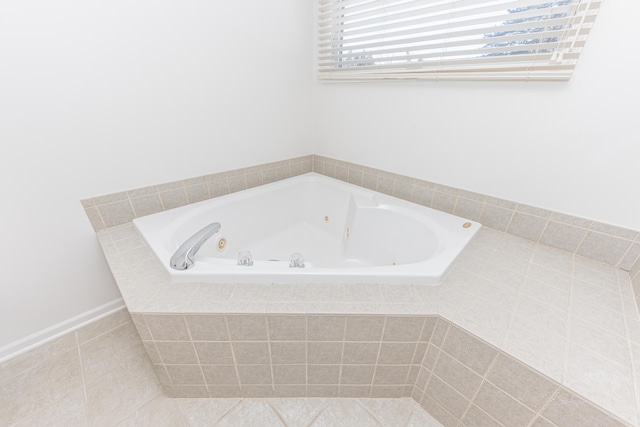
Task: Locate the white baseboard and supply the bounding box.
[0,298,126,364]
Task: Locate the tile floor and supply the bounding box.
[0,308,441,427]
[116,396,441,427]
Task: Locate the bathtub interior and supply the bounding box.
[187,179,443,268]
[133,173,481,284]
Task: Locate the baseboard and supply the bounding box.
[0,298,126,364]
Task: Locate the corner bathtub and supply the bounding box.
[133,173,481,285]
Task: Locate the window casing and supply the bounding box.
[317,0,601,81]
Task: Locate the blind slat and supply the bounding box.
[317,0,600,81]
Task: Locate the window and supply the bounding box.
[318,0,601,81]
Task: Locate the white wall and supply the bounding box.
[0,0,313,350]
[314,1,640,231]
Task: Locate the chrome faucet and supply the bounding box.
[170,222,221,270]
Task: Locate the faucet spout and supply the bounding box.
[170,222,221,270]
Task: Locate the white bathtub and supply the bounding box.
[133,173,481,285]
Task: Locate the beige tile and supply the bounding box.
[411,186,434,207]
[372,385,405,398]
[216,400,284,427]
[241,385,275,397]
[142,341,162,364]
[80,322,146,384]
[159,187,187,209]
[165,365,205,385]
[341,365,375,385]
[307,342,343,364]
[577,231,631,266]
[232,342,270,364]
[177,398,241,426]
[454,197,484,222]
[202,365,239,385]
[99,200,135,228]
[0,333,77,383]
[430,318,450,347]
[568,319,630,367]
[307,316,346,341]
[308,365,341,385]
[564,344,637,424]
[378,342,416,365]
[144,315,190,341]
[86,354,162,427]
[77,309,131,344]
[540,221,588,253]
[373,365,410,385]
[273,365,306,385]
[207,385,242,398]
[130,313,152,341]
[269,398,328,427]
[274,385,307,397]
[441,325,498,376]
[529,416,556,427]
[184,315,228,341]
[194,342,234,365]
[572,279,622,313]
[155,342,198,365]
[431,191,457,214]
[479,204,514,232]
[130,194,163,218]
[460,404,504,427]
[84,206,105,231]
[207,178,229,198]
[308,385,339,397]
[343,342,380,364]
[237,365,272,385]
[473,381,536,427]
[311,399,379,427]
[185,184,209,204]
[153,365,171,385]
[425,375,470,418]
[383,317,426,342]
[405,404,444,427]
[542,389,628,427]
[339,385,372,397]
[358,397,418,427]
[432,351,483,399]
[0,348,84,426]
[486,353,558,411]
[226,315,268,341]
[270,342,306,364]
[268,315,306,340]
[116,396,187,427]
[507,212,548,242]
[267,284,307,302]
[11,388,89,427]
[419,393,459,427]
[345,316,385,341]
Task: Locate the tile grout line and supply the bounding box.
[224,315,243,398]
[370,316,389,398]
[182,314,207,395]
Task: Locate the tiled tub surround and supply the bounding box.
[99,223,640,426]
[0,308,440,427]
[81,155,640,274]
[81,156,313,232]
[83,155,640,425]
[134,312,630,427]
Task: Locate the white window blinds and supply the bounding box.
[318,0,601,81]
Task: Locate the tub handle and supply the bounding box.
[170,222,221,270]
